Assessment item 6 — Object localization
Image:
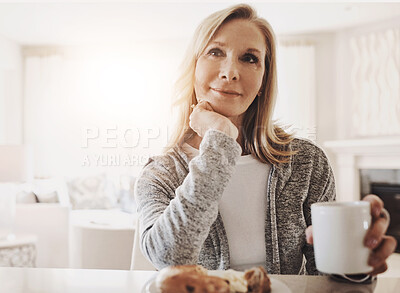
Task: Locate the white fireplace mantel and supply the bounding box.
[324,138,400,202]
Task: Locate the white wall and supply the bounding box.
[23,39,188,178]
[314,33,337,145]
[301,17,400,143]
[279,17,400,174]
[334,16,400,140]
[278,33,338,145]
[289,16,400,147]
[310,17,400,182]
[0,34,22,144]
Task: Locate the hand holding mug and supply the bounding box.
[306,194,397,276]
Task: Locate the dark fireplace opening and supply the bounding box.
[370,183,400,253]
[360,169,400,253]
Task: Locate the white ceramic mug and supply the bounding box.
[311,201,389,276]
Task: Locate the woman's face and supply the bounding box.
[194,19,266,119]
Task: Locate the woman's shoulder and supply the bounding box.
[278,138,334,188]
[288,137,330,166]
[290,137,324,153]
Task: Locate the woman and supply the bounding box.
[135,4,396,275]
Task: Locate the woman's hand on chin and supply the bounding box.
[189,100,238,140]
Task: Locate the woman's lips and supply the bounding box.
[211,88,241,96]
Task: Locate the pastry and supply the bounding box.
[156,265,229,293]
[244,266,271,293]
[156,265,271,293]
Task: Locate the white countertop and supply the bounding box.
[1,267,154,293]
[0,267,399,293]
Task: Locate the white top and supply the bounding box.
[183,143,271,270]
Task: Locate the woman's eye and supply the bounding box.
[207,48,224,57]
[241,54,259,64]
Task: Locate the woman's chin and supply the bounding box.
[211,104,244,119]
[213,108,235,118]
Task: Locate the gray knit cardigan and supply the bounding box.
[135,129,335,275]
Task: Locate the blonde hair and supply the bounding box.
[166,4,295,164]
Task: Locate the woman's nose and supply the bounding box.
[218,59,239,81]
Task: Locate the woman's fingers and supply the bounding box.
[364,214,389,249]
[189,99,238,139]
[363,194,389,249]
[305,226,313,245]
[196,100,214,111]
[189,101,220,137]
[368,262,388,276]
[368,236,397,269]
[363,194,384,218]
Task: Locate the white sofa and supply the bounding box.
[15,204,137,270]
[13,174,137,269]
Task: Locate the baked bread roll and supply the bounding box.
[156,265,229,293]
[244,267,271,293]
[155,265,271,293]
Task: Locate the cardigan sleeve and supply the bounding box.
[301,144,336,275]
[134,129,241,270]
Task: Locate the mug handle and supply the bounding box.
[336,274,372,283]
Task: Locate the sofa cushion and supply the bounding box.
[35,191,59,203]
[67,174,117,209]
[16,190,38,204]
